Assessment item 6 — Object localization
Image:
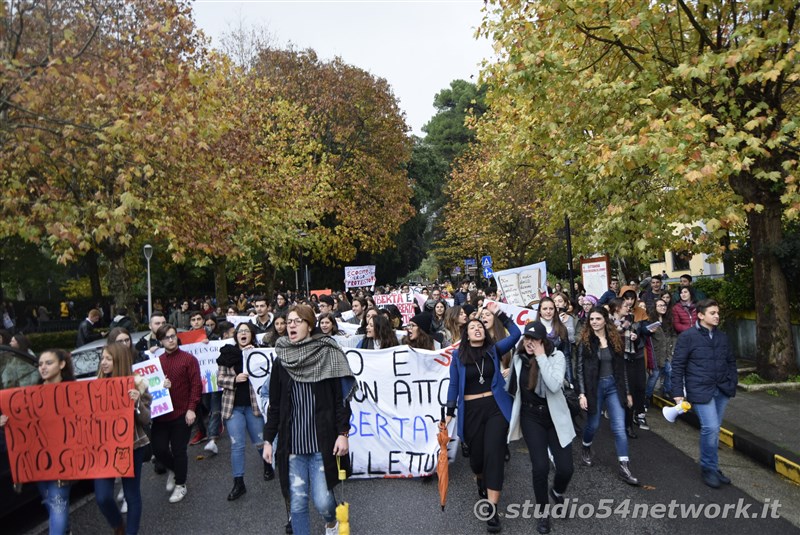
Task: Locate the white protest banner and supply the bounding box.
[374,293,416,325]
[494,261,548,308]
[226,315,253,328]
[580,255,610,299]
[243,343,459,478]
[151,340,233,394]
[344,265,376,289]
[486,299,538,328]
[133,359,174,418]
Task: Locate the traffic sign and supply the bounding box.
[464,258,477,267]
[481,255,493,268]
[483,266,494,279]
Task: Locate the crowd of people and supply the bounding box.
[0,272,736,535]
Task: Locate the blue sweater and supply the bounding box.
[446,315,521,440]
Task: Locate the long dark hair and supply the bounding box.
[537,297,568,342]
[578,307,623,354]
[516,334,556,391]
[371,314,399,348]
[649,298,674,334]
[458,319,491,365]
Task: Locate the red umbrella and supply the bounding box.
[437,407,450,511]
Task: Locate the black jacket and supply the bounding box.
[76,318,102,347]
[575,335,629,416]
[264,360,352,496]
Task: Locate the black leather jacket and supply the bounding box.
[575,334,629,416]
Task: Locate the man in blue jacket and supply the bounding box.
[671,299,737,488]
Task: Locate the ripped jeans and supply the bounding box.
[37,480,71,534]
[288,452,336,535]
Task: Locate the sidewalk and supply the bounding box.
[651,379,800,485]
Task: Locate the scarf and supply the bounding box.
[276,334,358,400]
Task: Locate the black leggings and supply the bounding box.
[151,417,191,485]
[520,404,573,510]
[625,357,647,426]
[463,396,508,491]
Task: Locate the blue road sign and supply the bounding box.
[465,258,477,266]
[481,255,493,268]
[483,266,494,279]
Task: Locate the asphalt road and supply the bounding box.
[8,412,800,535]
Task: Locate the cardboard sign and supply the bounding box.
[0,377,135,483]
[581,255,610,300]
[344,265,376,289]
[494,261,549,307]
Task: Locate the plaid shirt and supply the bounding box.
[218,365,261,420]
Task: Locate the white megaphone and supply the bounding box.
[662,401,692,423]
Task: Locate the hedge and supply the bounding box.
[28,331,79,353]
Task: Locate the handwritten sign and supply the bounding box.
[149,340,233,394]
[344,265,376,289]
[494,261,549,307]
[0,378,135,483]
[374,293,416,325]
[133,360,174,418]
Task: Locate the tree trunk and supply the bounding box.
[213,258,228,309]
[85,250,103,301]
[106,251,132,312]
[747,204,799,380]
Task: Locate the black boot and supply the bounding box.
[227,477,246,500]
[461,441,471,458]
[626,426,638,439]
[263,459,275,481]
[486,504,501,533]
[581,445,593,467]
[536,515,551,534]
[618,461,639,486]
[477,477,488,499]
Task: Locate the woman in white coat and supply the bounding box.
[507,321,575,535]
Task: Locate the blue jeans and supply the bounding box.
[645,361,672,399]
[582,376,629,459]
[288,452,337,535]
[37,481,71,535]
[226,406,264,477]
[208,391,223,438]
[693,387,730,472]
[94,446,147,534]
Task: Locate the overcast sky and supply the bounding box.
[192,0,494,136]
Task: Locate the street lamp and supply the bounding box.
[143,244,153,321]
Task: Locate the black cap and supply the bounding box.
[523,321,547,340]
[408,312,433,335]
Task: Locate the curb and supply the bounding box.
[651,394,800,485]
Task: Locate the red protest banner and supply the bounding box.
[178,329,207,345]
[0,377,135,483]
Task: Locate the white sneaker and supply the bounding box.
[204,439,218,455]
[117,487,124,502]
[120,499,128,514]
[169,484,187,503]
[166,471,176,492]
[325,522,339,535]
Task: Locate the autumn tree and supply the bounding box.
[0,0,214,309]
[478,0,800,379]
[252,48,415,267]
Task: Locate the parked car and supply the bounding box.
[70,331,151,379]
[0,345,42,518]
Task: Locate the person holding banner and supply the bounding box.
[507,322,575,534]
[402,312,436,351]
[445,301,521,534]
[94,343,152,535]
[0,349,76,535]
[217,322,269,501]
[152,324,202,504]
[263,305,356,535]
